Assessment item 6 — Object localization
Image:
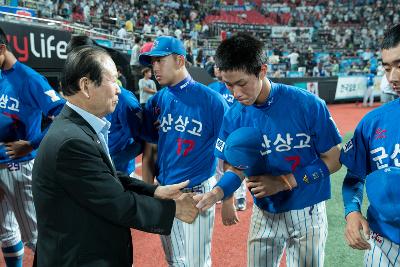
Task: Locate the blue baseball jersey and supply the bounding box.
[208,80,235,107]
[143,76,228,187]
[0,61,65,164]
[341,98,400,244]
[215,81,342,213]
[106,88,142,174]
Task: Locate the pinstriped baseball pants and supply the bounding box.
[0,160,37,249]
[364,231,400,267]
[248,201,327,267]
[160,177,216,267]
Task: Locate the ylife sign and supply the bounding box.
[2,21,71,70]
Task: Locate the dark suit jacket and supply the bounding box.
[32,105,175,267]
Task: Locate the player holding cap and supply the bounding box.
[340,24,400,266]
[209,66,247,212]
[195,33,342,267]
[139,36,228,267]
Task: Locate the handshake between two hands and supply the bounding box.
[153,179,217,224]
[154,173,295,224]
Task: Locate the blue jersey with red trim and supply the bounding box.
[0,61,65,164]
[143,76,228,187]
[341,98,400,243]
[215,81,342,213]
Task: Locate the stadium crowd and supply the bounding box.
[22,0,399,77]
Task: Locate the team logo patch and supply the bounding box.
[215,138,225,152]
[343,140,353,153]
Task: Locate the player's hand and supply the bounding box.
[221,196,239,226]
[194,187,224,212]
[154,180,189,200]
[4,140,33,159]
[345,211,371,250]
[247,174,290,198]
[175,193,199,224]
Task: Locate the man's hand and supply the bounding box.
[175,193,199,224]
[247,174,293,198]
[345,211,371,250]
[193,187,224,212]
[221,196,239,226]
[154,180,189,200]
[3,140,33,159]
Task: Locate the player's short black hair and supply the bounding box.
[66,35,94,54]
[215,33,267,77]
[381,24,400,50]
[0,27,9,48]
[61,46,109,96]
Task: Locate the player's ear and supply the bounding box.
[176,55,185,68]
[79,77,90,98]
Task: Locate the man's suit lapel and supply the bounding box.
[60,106,118,177]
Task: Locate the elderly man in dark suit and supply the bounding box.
[32,45,198,267]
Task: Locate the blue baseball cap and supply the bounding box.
[366,167,400,224]
[224,127,268,176]
[139,36,186,66]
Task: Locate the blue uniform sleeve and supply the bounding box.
[340,120,370,178]
[311,98,342,154]
[212,95,229,138]
[120,89,142,139]
[340,120,370,216]
[342,170,365,216]
[214,108,238,161]
[23,75,65,117]
[21,75,65,149]
[141,93,159,143]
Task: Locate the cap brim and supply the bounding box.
[139,51,173,66]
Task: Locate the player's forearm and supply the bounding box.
[320,144,342,174]
[342,171,365,217]
[142,142,157,184]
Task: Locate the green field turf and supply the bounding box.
[325,131,370,267]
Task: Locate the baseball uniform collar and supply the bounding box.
[168,75,194,91]
[0,61,18,77]
[253,79,276,110]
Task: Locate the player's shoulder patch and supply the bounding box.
[343,140,353,153]
[215,138,225,152]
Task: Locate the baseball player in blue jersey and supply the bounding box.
[341,24,400,266]
[139,36,228,267]
[209,66,247,213]
[195,33,342,267]
[0,27,65,267]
